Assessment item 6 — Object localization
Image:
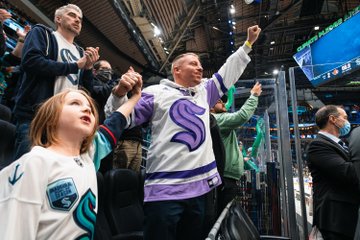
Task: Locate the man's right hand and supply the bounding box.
[113,67,142,97]
[247,25,261,45]
[251,82,262,97]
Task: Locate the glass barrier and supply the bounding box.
[289,63,360,240]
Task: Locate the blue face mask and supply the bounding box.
[339,120,351,136]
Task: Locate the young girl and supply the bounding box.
[0,80,141,239]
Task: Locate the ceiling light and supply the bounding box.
[270,41,275,45]
[212,26,219,31]
[153,25,161,37]
[273,69,279,75]
[233,26,236,30]
[230,5,235,14]
[245,0,255,4]
[314,26,320,30]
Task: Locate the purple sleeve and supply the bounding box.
[205,79,222,108]
[133,92,155,126]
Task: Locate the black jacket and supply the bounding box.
[307,133,360,237]
[14,24,93,121]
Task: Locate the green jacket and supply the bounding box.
[212,95,258,180]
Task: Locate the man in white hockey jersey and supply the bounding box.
[106,25,261,240]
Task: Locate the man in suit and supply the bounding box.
[307,105,360,239]
[349,126,360,173]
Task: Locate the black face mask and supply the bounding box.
[96,69,113,82]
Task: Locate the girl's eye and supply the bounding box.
[70,101,80,105]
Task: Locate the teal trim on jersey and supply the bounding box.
[73,189,96,240]
[93,131,112,171]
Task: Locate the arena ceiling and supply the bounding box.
[9,0,360,107]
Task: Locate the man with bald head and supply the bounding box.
[106,25,261,240]
[307,105,360,239]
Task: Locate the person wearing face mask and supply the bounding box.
[92,60,117,123]
[306,105,360,240]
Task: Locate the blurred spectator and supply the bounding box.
[0,8,11,56]
[112,125,143,173]
[0,25,30,109]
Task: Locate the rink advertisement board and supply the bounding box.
[293,6,360,87]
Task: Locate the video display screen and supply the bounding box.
[293,8,360,87]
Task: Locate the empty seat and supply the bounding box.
[104,169,144,239]
[94,171,113,240]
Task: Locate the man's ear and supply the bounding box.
[55,16,61,25]
[173,66,180,74]
[328,115,337,124]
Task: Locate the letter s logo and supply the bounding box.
[73,189,96,240]
[169,99,206,151]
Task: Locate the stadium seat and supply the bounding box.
[227,201,291,240]
[94,171,113,240]
[104,169,144,239]
[0,120,15,169]
[354,207,360,240]
[208,200,291,240]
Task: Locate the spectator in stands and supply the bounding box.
[0,81,141,239]
[307,105,360,239]
[0,8,11,56]
[106,25,261,240]
[112,123,143,173]
[92,59,117,123]
[1,25,31,109]
[211,82,261,212]
[92,63,144,174]
[13,4,100,160]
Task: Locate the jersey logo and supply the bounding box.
[60,49,79,85]
[8,164,24,185]
[169,99,206,151]
[46,178,79,211]
[73,189,96,240]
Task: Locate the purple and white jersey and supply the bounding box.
[105,44,251,202]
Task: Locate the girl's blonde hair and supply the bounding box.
[30,89,99,154]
